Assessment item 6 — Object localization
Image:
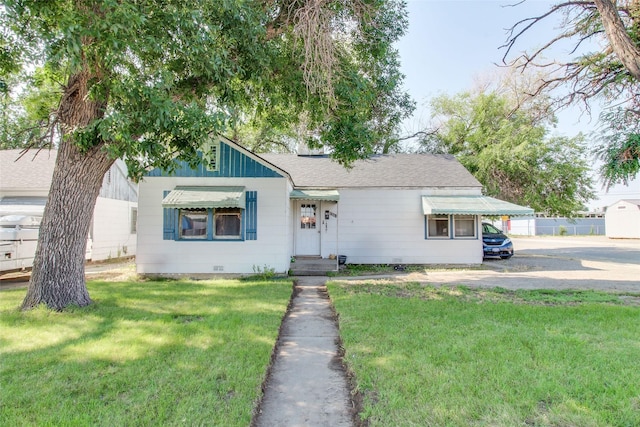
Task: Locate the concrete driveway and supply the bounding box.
[511,236,640,265]
[341,236,640,292]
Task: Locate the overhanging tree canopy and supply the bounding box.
[422,91,594,217]
[502,0,640,187]
[1,0,411,310]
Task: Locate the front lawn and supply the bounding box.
[0,278,292,426]
[328,282,640,427]
[329,263,484,277]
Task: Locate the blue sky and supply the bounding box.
[396,0,581,135]
[395,0,639,208]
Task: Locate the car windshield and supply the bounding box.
[483,223,502,234]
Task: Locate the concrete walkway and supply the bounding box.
[253,276,353,427]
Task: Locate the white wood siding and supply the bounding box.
[137,177,290,274]
[320,201,339,257]
[98,160,138,202]
[285,180,295,258]
[90,198,138,260]
[335,188,483,264]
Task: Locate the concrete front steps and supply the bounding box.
[290,256,339,276]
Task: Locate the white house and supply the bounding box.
[0,149,138,271]
[136,137,532,275]
[605,199,640,239]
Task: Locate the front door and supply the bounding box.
[296,202,321,255]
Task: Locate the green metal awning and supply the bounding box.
[422,195,534,216]
[290,189,340,201]
[162,186,245,209]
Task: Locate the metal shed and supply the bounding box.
[605,199,640,239]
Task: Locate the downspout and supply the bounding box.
[336,200,340,271]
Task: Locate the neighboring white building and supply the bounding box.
[0,149,138,271]
[605,199,640,239]
[588,177,640,213]
[136,137,532,275]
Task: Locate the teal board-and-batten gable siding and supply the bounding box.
[145,141,283,178]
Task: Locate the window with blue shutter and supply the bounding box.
[245,191,257,240]
[163,190,177,240]
[163,189,256,241]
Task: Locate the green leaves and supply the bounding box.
[1,0,410,168]
[424,92,594,217]
[595,108,640,189]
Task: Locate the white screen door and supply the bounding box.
[296,202,320,255]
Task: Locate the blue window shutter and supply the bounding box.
[245,191,257,240]
[163,190,176,240]
[424,215,428,240]
[206,209,214,240]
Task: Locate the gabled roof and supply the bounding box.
[609,199,640,209]
[0,149,137,202]
[0,149,57,190]
[145,136,289,179]
[259,153,482,188]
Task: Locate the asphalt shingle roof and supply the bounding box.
[260,153,482,189]
[1,149,481,191]
[0,149,57,190]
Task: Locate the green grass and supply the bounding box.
[0,278,292,426]
[328,281,640,427]
[329,263,485,277]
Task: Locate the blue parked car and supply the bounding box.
[482,222,513,259]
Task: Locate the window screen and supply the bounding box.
[214,208,241,238]
[180,209,208,239]
[454,216,476,237]
[428,215,449,237]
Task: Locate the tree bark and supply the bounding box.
[21,142,114,310]
[594,0,640,81]
[22,69,113,311]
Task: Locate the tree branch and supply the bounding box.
[593,0,640,80]
[501,2,596,64]
[397,129,439,142]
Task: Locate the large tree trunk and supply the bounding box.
[22,69,113,311]
[594,0,640,81]
[21,142,114,310]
